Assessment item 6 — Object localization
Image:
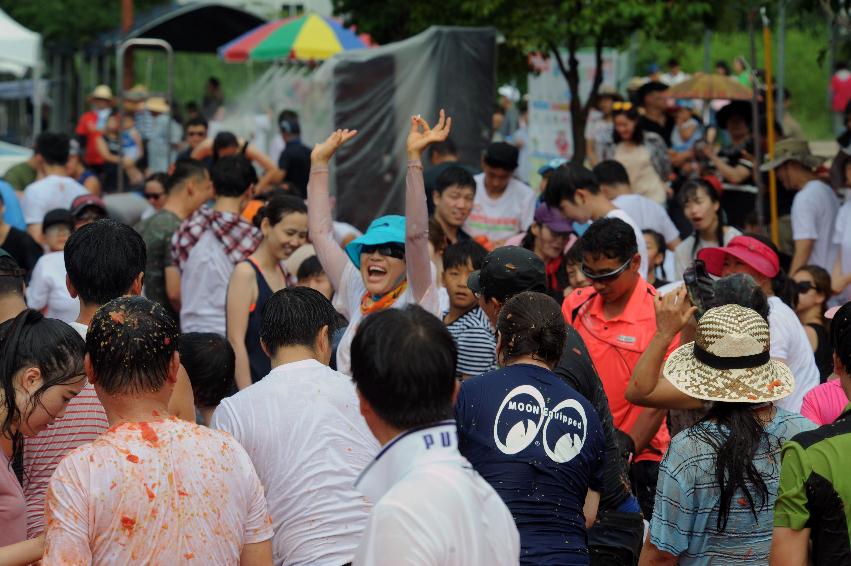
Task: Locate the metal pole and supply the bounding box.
[776,0,786,126]
[748,10,765,232]
[762,8,779,246]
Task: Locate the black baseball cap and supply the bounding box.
[483,142,519,171]
[467,246,546,302]
[42,208,74,231]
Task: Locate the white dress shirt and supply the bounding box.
[212,358,379,566]
[353,421,520,566]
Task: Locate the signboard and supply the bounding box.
[527,49,619,186]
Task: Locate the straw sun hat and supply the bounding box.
[664,304,795,403]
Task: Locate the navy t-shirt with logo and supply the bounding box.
[455,363,605,566]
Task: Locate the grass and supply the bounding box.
[636,27,835,140]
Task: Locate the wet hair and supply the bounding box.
[212,132,239,161]
[694,401,776,532]
[252,192,307,229]
[34,132,70,166]
[0,256,25,297]
[87,296,178,395]
[831,302,851,371]
[351,305,456,429]
[497,291,566,368]
[611,106,644,144]
[443,240,487,271]
[179,333,235,408]
[544,163,599,207]
[593,160,630,187]
[1,310,85,470]
[796,265,832,317]
[144,172,169,193]
[709,273,770,321]
[260,287,341,355]
[211,155,257,198]
[434,166,475,195]
[184,115,208,130]
[297,255,325,281]
[64,219,146,306]
[166,159,207,192]
[679,179,726,259]
[578,217,637,264]
[743,233,797,309]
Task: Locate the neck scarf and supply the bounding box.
[361,279,408,315]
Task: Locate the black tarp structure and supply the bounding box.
[91,2,266,54]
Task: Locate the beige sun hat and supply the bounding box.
[284,244,316,277]
[89,84,114,101]
[145,96,170,114]
[760,138,826,172]
[663,304,795,403]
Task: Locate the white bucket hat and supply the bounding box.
[664,304,795,403]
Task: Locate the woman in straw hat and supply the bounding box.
[638,302,816,565]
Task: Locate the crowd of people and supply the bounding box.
[0,55,849,565]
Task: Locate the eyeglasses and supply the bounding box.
[796,281,816,294]
[361,243,406,260]
[612,101,633,112]
[144,192,165,201]
[581,257,632,282]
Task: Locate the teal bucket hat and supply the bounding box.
[345,215,406,269]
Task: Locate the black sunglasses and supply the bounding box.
[796,281,816,294]
[361,243,405,260]
[144,192,165,200]
[581,257,632,282]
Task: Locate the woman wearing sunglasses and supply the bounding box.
[793,265,833,381]
[599,104,671,205]
[800,301,851,425]
[307,111,451,375]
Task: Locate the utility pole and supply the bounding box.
[122,0,134,90]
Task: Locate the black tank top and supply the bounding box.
[243,259,282,383]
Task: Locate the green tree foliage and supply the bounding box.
[0,0,169,49]
[336,0,720,162]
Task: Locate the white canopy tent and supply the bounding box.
[0,9,43,135]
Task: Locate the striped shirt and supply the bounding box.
[22,322,108,537]
[444,307,496,378]
[650,408,815,564]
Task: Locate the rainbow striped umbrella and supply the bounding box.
[219,14,371,62]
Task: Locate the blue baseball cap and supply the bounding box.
[345,215,406,268]
[537,158,567,176]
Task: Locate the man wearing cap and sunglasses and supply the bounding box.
[564,217,673,520]
[761,138,839,275]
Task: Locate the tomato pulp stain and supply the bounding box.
[121,515,136,535]
[109,310,126,325]
[145,484,156,501]
[127,454,139,463]
[139,422,159,446]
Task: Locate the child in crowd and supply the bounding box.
[26,209,79,323]
[441,240,494,379]
[297,255,334,301]
[643,229,670,289]
[179,332,236,427]
[563,243,589,295]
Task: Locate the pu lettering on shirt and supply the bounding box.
[492,384,588,464]
[423,430,455,450]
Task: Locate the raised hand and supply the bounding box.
[654,286,696,341]
[406,109,453,160]
[311,129,358,166]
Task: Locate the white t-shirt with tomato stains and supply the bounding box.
[43,417,272,564]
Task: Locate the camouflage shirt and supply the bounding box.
[135,209,182,319]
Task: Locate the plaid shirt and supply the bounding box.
[171,207,261,272]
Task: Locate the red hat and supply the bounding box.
[696,235,780,279]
